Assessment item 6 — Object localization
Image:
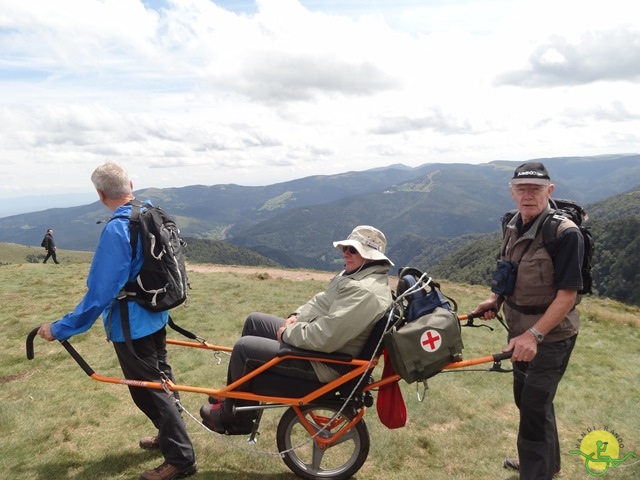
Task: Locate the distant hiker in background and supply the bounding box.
[37,161,196,480]
[41,229,59,264]
[472,161,583,480]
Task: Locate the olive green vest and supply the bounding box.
[501,207,580,342]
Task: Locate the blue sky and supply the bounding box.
[1,0,639,205]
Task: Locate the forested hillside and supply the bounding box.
[183,238,281,267]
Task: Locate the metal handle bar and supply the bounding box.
[458,310,493,321]
[26,326,95,376]
[457,311,495,330]
[26,326,39,360]
[493,351,513,361]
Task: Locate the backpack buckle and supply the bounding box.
[116,289,135,301]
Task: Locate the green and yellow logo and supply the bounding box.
[570,426,636,477]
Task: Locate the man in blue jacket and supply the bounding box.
[38,161,196,480]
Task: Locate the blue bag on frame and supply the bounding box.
[396,267,457,322]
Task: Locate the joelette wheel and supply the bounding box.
[276,404,370,480]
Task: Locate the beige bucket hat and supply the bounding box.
[333,225,393,265]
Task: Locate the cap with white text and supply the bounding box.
[510,161,551,186]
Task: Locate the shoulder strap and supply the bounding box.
[542,210,561,243]
[541,209,577,256]
[500,209,517,236]
[127,200,142,260]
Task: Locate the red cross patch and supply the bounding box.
[420,329,442,352]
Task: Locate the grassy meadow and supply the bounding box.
[1,259,639,480]
[0,242,94,265]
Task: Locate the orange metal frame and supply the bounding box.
[77,322,506,408]
[27,312,509,442]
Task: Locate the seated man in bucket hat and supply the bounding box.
[200,225,394,434]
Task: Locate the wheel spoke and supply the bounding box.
[310,441,326,472]
[327,425,357,447]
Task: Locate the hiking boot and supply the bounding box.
[139,461,197,480]
[139,435,160,450]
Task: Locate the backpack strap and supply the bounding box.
[541,209,579,258]
[127,200,142,260]
[541,209,563,252]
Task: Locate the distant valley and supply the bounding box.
[1,154,639,276]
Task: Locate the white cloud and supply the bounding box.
[0,0,639,203]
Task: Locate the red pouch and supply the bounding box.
[376,349,407,429]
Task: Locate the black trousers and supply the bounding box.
[43,249,59,264]
[512,335,577,480]
[113,327,195,468]
[224,312,319,417]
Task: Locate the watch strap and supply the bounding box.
[529,327,544,343]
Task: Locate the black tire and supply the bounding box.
[276,404,370,480]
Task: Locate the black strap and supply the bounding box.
[119,200,156,371]
[127,200,142,260]
[118,297,164,377]
[167,316,199,340]
[504,297,548,315]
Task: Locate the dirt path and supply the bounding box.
[187,263,399,288]
[187,264,336,282]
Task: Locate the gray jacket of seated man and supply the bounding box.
[282,262,393,382]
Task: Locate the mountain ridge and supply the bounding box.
[1,154,638,272]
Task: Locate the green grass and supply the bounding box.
[1,263,639,479]
[0,242,94,265]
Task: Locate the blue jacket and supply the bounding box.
[50,203,168,342]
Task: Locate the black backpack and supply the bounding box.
[501,198,594,295]
[108,200,191,371]
[121,199,190,311]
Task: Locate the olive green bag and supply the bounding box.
[383,307,464,383]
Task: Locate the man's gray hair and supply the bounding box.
[91,161,132,199]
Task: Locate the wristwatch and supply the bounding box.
[529,327,544,344]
